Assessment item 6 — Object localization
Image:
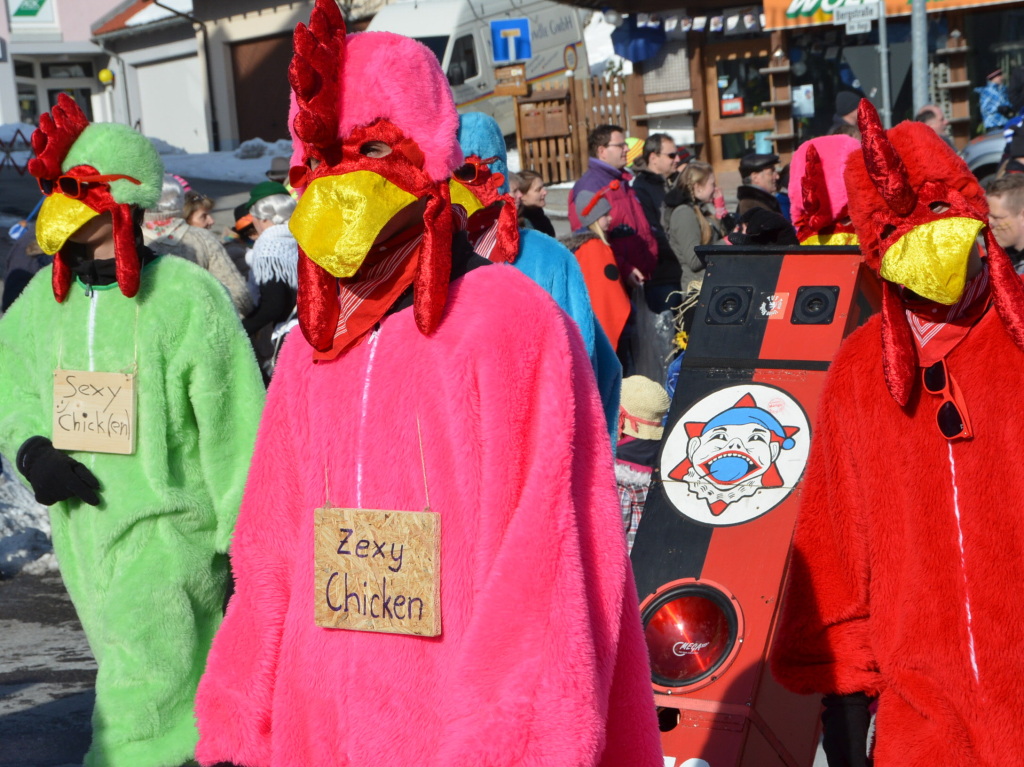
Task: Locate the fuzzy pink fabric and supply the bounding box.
[789,135,860,225]
[773,306,1024,766]
[195,265,663,767]
[289,31,463,182]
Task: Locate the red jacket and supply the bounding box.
[773,306,1024,767]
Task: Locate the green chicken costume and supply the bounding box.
[0,95,265,767]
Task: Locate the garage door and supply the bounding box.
[135,54,209,154]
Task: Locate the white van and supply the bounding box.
[367,0,589,136]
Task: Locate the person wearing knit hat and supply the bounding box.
[142,173,254,315]
[831,90,862,134]
[562,183,631,350]
[615,375,670,552]
[194,3,664,766]
[0,94,265,767]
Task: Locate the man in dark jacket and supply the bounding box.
[632,133,690,312]
[736,152,783,217]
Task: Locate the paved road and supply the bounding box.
[0,573,93,767]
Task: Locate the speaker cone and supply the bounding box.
[706,286,753,325]
[640,579,743,692]
[791,285,839,325]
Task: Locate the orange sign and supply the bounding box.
[764,0,1019,30]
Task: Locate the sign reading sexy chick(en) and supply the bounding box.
[52,369,135,455]
[315,507,440,637]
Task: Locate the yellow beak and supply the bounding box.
[800,232,859,247]
[879,217,985,305]
[36,195,98,255]
[289,170,418,278]
[449,180,485,217]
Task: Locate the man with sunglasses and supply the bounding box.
[773,100,1024,767]
[569,124,659,291]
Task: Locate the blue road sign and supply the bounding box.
[490,19,532,63]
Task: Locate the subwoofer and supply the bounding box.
[630,245,880,767]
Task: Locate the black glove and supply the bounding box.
[16,436,101,506]
[998,104,1017,119]
[821,692,873,767]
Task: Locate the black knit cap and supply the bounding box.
[739,152,779,177]
[835,91,861,117]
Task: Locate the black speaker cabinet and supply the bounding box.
[631,245,880,767]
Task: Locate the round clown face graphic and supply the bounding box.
[661,385,811,526]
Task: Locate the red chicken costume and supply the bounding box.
[773,100,1024,767]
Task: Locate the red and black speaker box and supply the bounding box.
[630,245,880,767]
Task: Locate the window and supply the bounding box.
[47,89,92,121]
[42,61,93,79]
[14,59,33,78]
[446,34,477,85]
[18,84,38,125]
[414,36,449,65]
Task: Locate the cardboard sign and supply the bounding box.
[315,507,440,637]
[52,369,135,454]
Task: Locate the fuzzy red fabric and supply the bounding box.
[452,157,519,264]
[773,306,1024,766]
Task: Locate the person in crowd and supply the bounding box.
[776,163,792,220]
[142,174,254,316]
[829,90,862,137]
[663,160,728,328]
[453,111,622,439]
[0,94,264,767]
[736,152,784,217]
[1000,123,1024,175]
[615,375,670,553]
[986,174,1024,272]
[194,7,662,767]
[266,155,289,184]
[915,104,955,149]
[561,186,631,351]
[184,188,216,229]
[977,67,1014,132]
[728,206,799,246]
[774,98,1024,767]
[515,169,556,236]
[632,133,687,313]
[570,124,658,287]
[1,222,50,312]
[241,181,299,377]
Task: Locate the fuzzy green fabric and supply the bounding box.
[62,123,164,208]
[0,257,265,767]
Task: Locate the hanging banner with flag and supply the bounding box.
[764,0,1020,30]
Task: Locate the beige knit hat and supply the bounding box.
[619,375,671,441]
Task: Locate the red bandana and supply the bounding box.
[312,226,423,361]
[904,265,991,367]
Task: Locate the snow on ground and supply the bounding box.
[162,137,294,185]
[0,457,56,578]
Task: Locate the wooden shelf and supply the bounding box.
[759,65,791,74]
[935,46,970,55]
[766,132,796,141]
[761,100,793,108]
[939,80,972,89]
[631,108,700,120]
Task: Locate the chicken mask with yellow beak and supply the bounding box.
[845,99,1024,405]
[287,0,463,359]
[28,94,164,301]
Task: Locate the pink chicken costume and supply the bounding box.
[772,101,1024,766]
[193,4,663,767]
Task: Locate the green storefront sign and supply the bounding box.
[13,0,47,18]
